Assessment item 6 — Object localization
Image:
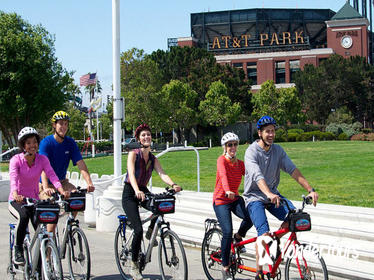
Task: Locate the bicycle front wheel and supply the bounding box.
[67,228,91,280]
[285,243,328,280]
[114,224,134,280]
[201,228,223,280]
[158,229,188,280]
[41,240,63,280]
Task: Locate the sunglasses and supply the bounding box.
[227,142,238,147]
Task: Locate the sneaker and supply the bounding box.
[145,227,158,247]
[255,271,265,280]
[234,234,246,253]
[130,261,143,280]
[14,245,25,265]
[221,268,232,280]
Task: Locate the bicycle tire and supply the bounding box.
[41,240,63,280]
[284,243,328,280]
[201,228,224,280]
[67,227,91,280]
[158,229,188,280]
[114,224,134,280]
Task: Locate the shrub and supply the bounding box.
[362,128,373,134]
[288,124,321,132]
[275,128,287,142]
[322,132,336,140]
[337,133,349,140]
[287,133,299,142]
[351,133,374,141]
[287,128,304,135]
[326,122,362,137]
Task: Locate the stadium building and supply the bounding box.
[169,1,372,89]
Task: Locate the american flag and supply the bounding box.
[80,73,97,86]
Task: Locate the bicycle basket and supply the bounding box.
[35,202,60,224]
[65,192,86,212]
[145,193,176,214]
[289,211,311,232]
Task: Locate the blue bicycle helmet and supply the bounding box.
[257,116,277,130]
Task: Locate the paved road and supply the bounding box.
[0,202,345,280]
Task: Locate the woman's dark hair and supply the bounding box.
[18,134,41,151]
[134,123,151,140]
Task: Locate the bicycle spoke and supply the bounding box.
[201,228,224,280]
[67,228,91,280]
[114,223,134,279]
[285,243,328,280]
[158,230,188,280]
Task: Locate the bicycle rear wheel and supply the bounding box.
[285,243,328,280]
[114,224,134,280]
[67,227,91,280]
[158,229,188,280]
[201,228,224,280]
[41,240,63,280]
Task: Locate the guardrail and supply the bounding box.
[148,146,201,192]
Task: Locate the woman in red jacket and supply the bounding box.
[213,132,253,280]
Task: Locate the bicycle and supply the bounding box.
[114,188,188,280]
[201,195,328,280]
[7,197,63,280]
[54,188,91,280]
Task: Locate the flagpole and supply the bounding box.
[112,0,122,186]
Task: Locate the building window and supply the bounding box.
[233,62,243,69]
[290,60,300,83]
[275,61,286,84]
[246,62,257,85]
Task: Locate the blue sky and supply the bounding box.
[1,0,353,107]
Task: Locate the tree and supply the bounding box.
[160,80,198,142]
[199,81,241,136]
[66,103,86,140]
[251,80,304,126]
[0,12,72,145]
[121,48,166,132]
[295,54,374,125]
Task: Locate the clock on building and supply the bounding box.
[341,35,353,49]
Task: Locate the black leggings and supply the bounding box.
[122,183,156,262]
[9,201,38,246]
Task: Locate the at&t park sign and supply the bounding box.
[210,31,307,50]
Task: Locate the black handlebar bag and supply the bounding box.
[65,192,86,212]
[288,211,311,232]
[144,194,176,214]
[35,202,60,224]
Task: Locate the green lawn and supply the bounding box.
[1,141,373,207]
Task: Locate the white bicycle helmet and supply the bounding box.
[18,127,39,141]
[221,132,239,146]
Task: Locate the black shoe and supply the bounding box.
[14,245,25,265]
[255,271,265,280]
[234,234,246,253]
[145,227,158,247]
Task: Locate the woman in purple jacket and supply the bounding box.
[8,127,64,265]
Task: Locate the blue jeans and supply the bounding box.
[213,197,253,266]
[247,196,295,236]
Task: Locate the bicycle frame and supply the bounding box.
[56,212,79,259]
[25,223,54,277]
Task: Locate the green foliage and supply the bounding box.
[199,81,241,131]
[326,122,362,137]
[287,133,299,142]
[66,103,86,140]
[0,12,73,146]
[338,133,349,140]
[275,128,287,142]
[298,131,336,141]
[287,128,304,135]
[326,106,354,124]
[362,128,373,134]
[160,80,198,141]
[287,124,321,132]
[121,48,165,131]
[251,80,305,126]
[295,54,374,125]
